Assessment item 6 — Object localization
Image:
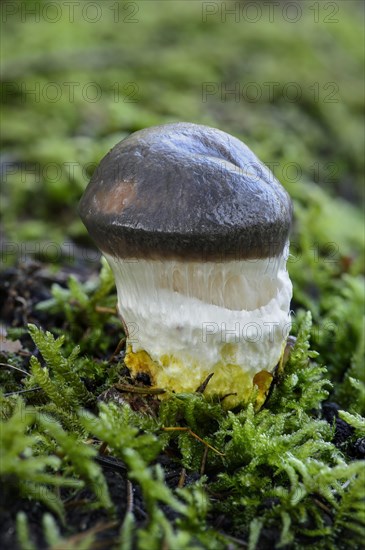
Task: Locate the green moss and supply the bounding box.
[1,312,364,548]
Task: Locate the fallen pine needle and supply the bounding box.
[162,426,225,456]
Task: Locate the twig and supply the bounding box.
[108,337,126,362]
[221,533,248,547]
[115,383,166,395]
[196,372,214,393]
[162,427,225,456]
[126,480,134,514]
[94,454,126,473]
[99,441,108,455]
[0,362,30,376]
[313,497,333,516]
[177,468,186,488]
[18,350,32,357]
[200,445,209,476]
[95,306,117,315]
[50,521,119,550]
[220,392,237,403]
[4,387,42,397]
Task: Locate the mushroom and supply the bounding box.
[79,123,293,407]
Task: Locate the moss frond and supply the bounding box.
[28,324,94,408]
[0,399,82,517]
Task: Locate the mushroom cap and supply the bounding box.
[78,123,292,261]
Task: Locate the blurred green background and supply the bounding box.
[1,0,364,272]
[1,5,365,545]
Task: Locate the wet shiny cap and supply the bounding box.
[78,122,293,261]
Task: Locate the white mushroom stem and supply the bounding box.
[104,243,292,404]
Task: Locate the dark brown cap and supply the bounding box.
[78,123,292,261]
